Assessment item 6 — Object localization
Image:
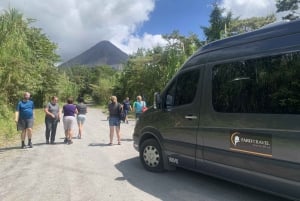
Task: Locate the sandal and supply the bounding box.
[118,142,121,145]
[108,143,113,146]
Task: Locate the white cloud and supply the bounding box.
[115,33,168,54]
[0,0,166,62]
[220,0,276,19]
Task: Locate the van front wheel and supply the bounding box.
[140,139,164,172]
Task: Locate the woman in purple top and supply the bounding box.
[62,97,78,144]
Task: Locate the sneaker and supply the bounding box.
[21,144,26,149]
[64,138,68,143]
[46,140,49,144]
[67,140,73,145]
[50,141,55,145]
[28,142,33,148]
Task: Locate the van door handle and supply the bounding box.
[185,115,198,120]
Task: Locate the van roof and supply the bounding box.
[179,19,300,68]
[195,19,300,56]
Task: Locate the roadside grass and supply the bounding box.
[0,108,45,147]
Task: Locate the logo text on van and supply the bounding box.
[230,131,272,157]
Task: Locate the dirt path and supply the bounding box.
[0,108,157,201]
[0,108,289,201]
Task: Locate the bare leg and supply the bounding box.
[27,128,32,139]
[109,126,114,144]
[68,129,73,140]
[21,129,26,148]
[21,129,26,141]
[116,126,121,144]
[67,129,73,144]
[78,122,83,138]
[65,130,68,140]
[26,128,33,147]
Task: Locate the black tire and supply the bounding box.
[139,138,164,172]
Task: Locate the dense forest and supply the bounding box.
[0,1,297,139]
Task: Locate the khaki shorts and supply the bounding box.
[63,116,76,131]
[17,118,34,131]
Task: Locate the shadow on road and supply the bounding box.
[0,141,68,152]
[89,143,111,147]
[120,138,133,142]
[0,146,21,152]
[115,157,290,201]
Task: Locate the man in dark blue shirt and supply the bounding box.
[15,92,34,149]
[122,97,132,124]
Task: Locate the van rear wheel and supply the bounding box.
[140,139,164,172]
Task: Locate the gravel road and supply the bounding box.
[0,108,290,201]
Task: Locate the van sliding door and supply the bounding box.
[159,67,201,169]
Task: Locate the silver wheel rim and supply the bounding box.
[143,145,160,167]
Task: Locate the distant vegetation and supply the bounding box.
[0,2,296,140]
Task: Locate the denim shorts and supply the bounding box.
[109,117,120,126]
[135,112,142,119]
[124,110,129,116]
[77,114,86,124]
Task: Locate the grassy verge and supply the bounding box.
[0,108,45,147]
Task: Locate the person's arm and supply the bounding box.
[15,111,19,123]
[44,103,55,118]
[15,102,19,123]
[32,101,35,120]
[58,106,61,121]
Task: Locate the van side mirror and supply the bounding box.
[154,92,161,109]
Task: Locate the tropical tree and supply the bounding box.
[227,15,276,36]
[202,3,234,42]
[0,8,63,138]
[0,8,60,109]
[276,0,300,20]
[0,8,33,108]
[60,65,118,104]
[114,32,203,105]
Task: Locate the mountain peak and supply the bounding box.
[60,40,128,69]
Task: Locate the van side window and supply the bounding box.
[165,69,199,108]
[212,52,300,114]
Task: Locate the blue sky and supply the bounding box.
[138,0,212,40]
[0,0,277,62]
